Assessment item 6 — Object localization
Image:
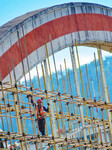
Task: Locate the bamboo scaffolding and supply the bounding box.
[0,80,112,149]
[0,40,112,150]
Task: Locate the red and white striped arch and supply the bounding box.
[0,2,112,83]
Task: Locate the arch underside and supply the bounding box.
[3,39,112,84]
[0,2,112,84]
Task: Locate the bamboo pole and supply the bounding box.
[0,74,13,149]
[60,65,71,134]
[6,93,16,149]
[36,63,49,142]
[107,87,112,142]
[69,46,86,142]
[97,48,112,141]
[36,66,41,89]
[21,25,41,149]
[8,66,23,149]
[11,58,28,150]
[68,71,82,150]
[91,78,103,149]
[43,59,57,138]
[0,103,8,148]
[49,35,67,138]
[94,53,101,101]
[44,40,61,138]
[17,30,27,87]
[30,83,42,150]
[19,81,30,148]
[85,64,98,141]
[64,58,79,131]
[60,66,76,150]
[21,24,32,86]
[41,64,57,150]
[75,40,93,149]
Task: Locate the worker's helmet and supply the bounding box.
[37,99,42,103]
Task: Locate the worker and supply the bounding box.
[36,99,49,136]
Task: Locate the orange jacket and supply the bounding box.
[37,106,46,119]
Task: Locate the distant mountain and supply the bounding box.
[31,55,112,102]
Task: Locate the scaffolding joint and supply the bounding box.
[83,97,86,101]
[15,101,18,105]
[15,83,17,88]
[41,139,44,142]
[48,143,50,146]
[30,87,33,91]
[21,105,26,109]
[78,104,80,107]
[22,132,25,136]
[59,111,62,114]
[47,103,50,106]
[71,113,74,116]
[27,94,32,98]
[45,90,47,94]
[11,92,15,95]
[65,137,67,142]
[101,108,103,111]
[53,100,56,103]
[7,103,11,107]
[77,139,80,143]
[105,101,107,105]
[88,106,91,109]
[58,92,60,96]
[71,95,73,99]
[7,131,10,135]
[2,98,4,101]
[94,99,96,102]
[66,102,69,105]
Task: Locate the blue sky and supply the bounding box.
[0,0,112,80]
[0,0,112,26]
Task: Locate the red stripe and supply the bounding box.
[0,13,112,80]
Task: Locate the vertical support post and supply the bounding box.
[49,35,67,137]
[11,59,25,150]
[94,53,101,101]
[98,48,108,102]
[44,40,61,138]
[97,48,112,141]
[43,59,57,137]
[74,40,93,149]
[42,64,57,150]
[69,46,87,141]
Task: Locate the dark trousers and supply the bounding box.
[0,139,4,148]
[38,118,45,135]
